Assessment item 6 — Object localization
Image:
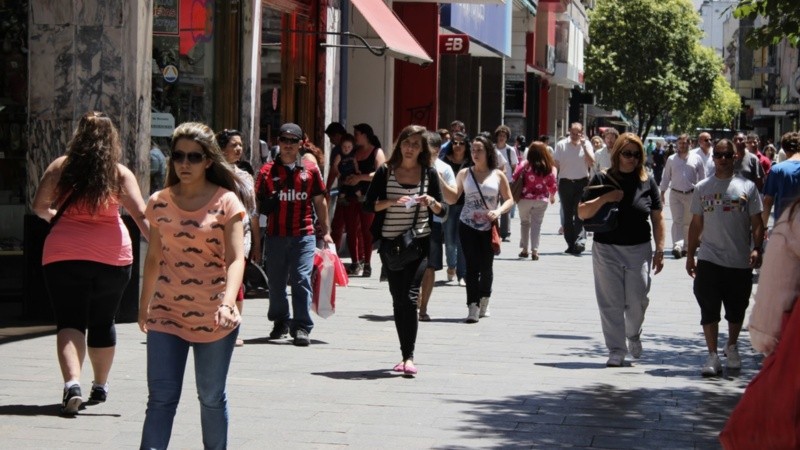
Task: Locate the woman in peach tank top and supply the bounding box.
[138,122,246,450]
[32,111,150,415]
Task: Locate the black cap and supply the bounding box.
[279,123,303,139]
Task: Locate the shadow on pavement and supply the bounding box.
[311,369,401,381]
[535,334,593,340]
[358,314,394,322]
[438,383,740,449]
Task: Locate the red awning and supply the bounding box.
[349,0,433,66]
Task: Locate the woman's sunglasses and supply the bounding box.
[453,141,465,146]
[619,151,640,159]
[172,151,205,164]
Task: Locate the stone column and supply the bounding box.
[26,0,152,208]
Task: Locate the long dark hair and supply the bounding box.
[55,111,122,214]
[386,125,432,169]
[354,123,382,149]
[472,135,498,170]
[167,122,239,194]
[526,141,555,176]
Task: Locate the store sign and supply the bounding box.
[153,0,179,34]
[439,35,469,54]
[152,113,176,137]
[770,103,800,112]
[441,2,511,57]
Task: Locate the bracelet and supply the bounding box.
[654,251,664,256]
[219,304,237,315]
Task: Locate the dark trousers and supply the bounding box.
[381,249,426,360]
[459,222,494,306]
[558,177,588,250]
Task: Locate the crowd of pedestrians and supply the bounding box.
[33,110,800,447]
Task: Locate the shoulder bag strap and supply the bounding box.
[409,166,426,231]
[50,191,76,229]
[468,168,491,210]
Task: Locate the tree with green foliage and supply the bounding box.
[734,0,800,48]
[585,0,718,139]
[672,74,741,132]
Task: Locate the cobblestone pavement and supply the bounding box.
[0,202,758,449]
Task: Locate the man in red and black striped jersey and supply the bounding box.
[255,123,333,346]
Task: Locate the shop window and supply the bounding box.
[153,0,215,126]
[0,0,28,298]
[260,7,283,144]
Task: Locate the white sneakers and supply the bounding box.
[479,297,491,318]
[627,337,643,359]
[724,345,741,369]
[701,353,723,377]
[465,304,480,323]
[701,345,742,376]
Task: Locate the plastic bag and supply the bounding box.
[312,246,346,318]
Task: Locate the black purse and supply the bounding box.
[380,167,426,271]
[582,172,622,233]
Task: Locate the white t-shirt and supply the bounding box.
[691,147,715,178]
[553,138,593,180]
[495,144,518,179]
[691,175,762,269]
[433,159,456,224]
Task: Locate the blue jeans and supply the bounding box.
[140,329,238,450]
[265,235,316,333]
[443,204,466,279]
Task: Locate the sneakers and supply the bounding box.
[458,278,467,287]
[465,304,480,323]
[293,329,310,346]
[701,353,722,377]
[447,268,456,282]
[362,264,372,278]
[724,345,742,370]
[88,384,107,404]
[61,385,82,415]
[347,262,364,277]
[627,336,643,359]
[606,353,625,367]
[672,245,682,259]
[269,321,289,339]
[479,297,491,318]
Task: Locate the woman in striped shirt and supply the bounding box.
[365,125,447,376]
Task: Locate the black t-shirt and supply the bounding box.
[582,170,662,246]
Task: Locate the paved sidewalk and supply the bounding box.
[0,203,758,449]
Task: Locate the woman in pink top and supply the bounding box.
[138,122,245,450]
[512,141,558,260]
[32,111,150,415]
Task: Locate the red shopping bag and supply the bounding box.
[311,248,340,318]
[720,296,800,449]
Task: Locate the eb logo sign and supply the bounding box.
[439,35,470,55]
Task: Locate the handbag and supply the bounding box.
[243,259,269,299]
[468,168,502,255]
[380,167,426,271]
[719,297,800,449]
[510,164,526,203]
[582,172,622,233]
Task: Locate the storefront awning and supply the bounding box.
[349,0,433,65]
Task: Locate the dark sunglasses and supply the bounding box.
[278,136,301,144]
[712,152,735,160]
[619,151,640,159]
[172,151,205,164]
[453,141,465,146]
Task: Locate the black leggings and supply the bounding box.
[459,223,494,305]
[380,244,427,361]
[43,260,132,348]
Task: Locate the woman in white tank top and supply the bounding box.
[450,135,514,323]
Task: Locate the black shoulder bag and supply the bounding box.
[379,166,426,271]
[582,171,622,233]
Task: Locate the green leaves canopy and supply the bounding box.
[735,0,800,48]
[585,0,719,138]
